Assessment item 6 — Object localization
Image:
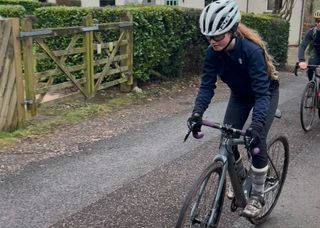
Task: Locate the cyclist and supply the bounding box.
[298,10,320,80]
[187,0,279,218]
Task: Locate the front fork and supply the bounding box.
[207,155,228,225]
[206,152,247,225]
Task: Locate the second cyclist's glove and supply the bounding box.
[187,112,203,134]
[246,124,262,148]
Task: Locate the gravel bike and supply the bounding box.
[294,63,320,132]
[176,116,289,227]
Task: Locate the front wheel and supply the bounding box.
[176,161,226,228]
[300,82,316,132]
[249,135,289,225]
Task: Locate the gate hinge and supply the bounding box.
[22,100,33,105]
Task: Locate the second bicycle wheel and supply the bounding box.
[300,82,316,132]
[176,161,226,228]
[249,135,289,225]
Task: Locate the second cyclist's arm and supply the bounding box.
[298,29,313,62]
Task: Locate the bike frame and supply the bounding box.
[295,64,320,109]
[212,136,248,208]
[196,122,282,226]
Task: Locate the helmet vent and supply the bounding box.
[199,0,241,36]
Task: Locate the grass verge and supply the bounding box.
[0,76,196,149]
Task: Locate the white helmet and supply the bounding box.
[314,10,320,19]
[199,0,241,36]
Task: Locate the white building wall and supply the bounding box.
[156,0,163,5]
[47,0,56,4]
[235,0,303,45]
[179,0,203,9]
[117,0,126,5]
[81,0,99,7]
[235,0,266,13]
[116,0,143,5]
[289,0,304,45]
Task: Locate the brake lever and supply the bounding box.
[184,130,191,142]
[244,136,260,155]
[294,62,299,76]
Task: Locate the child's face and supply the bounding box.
[208,32,232,51]
[316,19,320,29]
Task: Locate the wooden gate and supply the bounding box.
[0,18,25,131]
[19,13,133,116]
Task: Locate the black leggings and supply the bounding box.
[223,83,279,169]
[307,53,320,81]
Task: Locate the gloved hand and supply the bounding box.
[187,112,202,134]
[245,124,262,148]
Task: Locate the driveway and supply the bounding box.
[1,71,320,228]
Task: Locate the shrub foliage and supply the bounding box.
[1,4,290,82]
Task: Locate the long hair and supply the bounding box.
[236,23,278,80]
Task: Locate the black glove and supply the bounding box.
[246,124,262,148]
[187,112,202,133]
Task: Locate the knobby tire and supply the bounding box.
[300,82,316,132]
[176,161,226,228]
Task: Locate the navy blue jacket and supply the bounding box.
[193,37,276,128]
[298,27,320,61]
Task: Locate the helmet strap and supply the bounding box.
[221,23,239,52]
[222,36,235,52]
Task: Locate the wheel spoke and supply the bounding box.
[249,136,289,224]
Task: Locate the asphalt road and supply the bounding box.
[1,72,320,228]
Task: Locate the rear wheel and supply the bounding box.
[300,82,316,132]
[249,135,289,225]
[176,161,226,228]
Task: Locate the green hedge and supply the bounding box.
[0,0,40,14]
[241,13,289,67]
[31,6,288,82]
[0,4,25,17]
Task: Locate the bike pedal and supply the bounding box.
[227,187,235,200]
[230,198,238,212]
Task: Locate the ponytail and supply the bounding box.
[236,23,278,80]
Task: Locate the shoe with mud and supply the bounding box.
[241,195,265,218]
[227,183,234,199]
